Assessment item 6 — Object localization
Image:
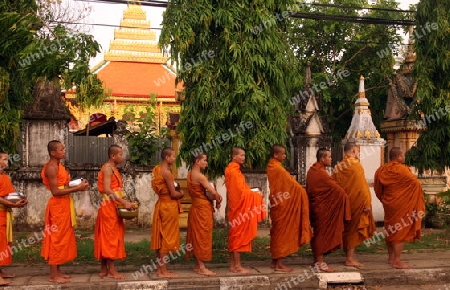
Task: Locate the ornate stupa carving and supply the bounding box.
[344,76,384,145]
[104,4,167,63]
[290,61,329,136]
[380,26,425,154]
[384,26,418,120]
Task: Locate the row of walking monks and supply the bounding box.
[0,140,425,285]
[151,143,425,277]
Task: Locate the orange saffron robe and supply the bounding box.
[266,158,312,259]
[225,162,266,253]
[186,172,214,261]
[150,165,182,254]
[332,156,376,250]
[306,162,351,256]
[374,161,425,245]
[40,162,77,265]
[94,164,125,260]
[0,172,14,265]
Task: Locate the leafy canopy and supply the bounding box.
[160,0,299,177]
[405,0,450,173]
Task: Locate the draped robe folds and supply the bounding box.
[225,162,266,253]
[0,172,14,265]
[150,165,182,254]
[332,156,376,250]
[266,158,312,259]
[94,164,126,260]
[40,162,77,265]
[374,161,425,245]
[306,162,351,256]
[185,172,214,261]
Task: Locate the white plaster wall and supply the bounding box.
[359,145,384,222]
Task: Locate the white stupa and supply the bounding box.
[344,76,385,145]
[343,76,386,222]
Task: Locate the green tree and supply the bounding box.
[160,0,300,177]
[405,0,450,173]
[124,96,169,166]
[0,0,102,153]
[289,0,406,141]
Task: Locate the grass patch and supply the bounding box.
[9,227,450,266]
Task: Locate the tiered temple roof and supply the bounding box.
[92,3,182,100]
[66,3,182,132]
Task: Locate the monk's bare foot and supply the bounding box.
[107,270,126,279]
[49,276,70,284]
[99,271,107,277]
[270,260,276,269]
[59,274,72,279]
[156,271,178,278]
[318,264,334,273]
[230,267,251,274]
[196,268,217,276]
[392,261,411,269]
[345,259,364,268]
[0,277,11,286]
[275,265,294,273]
[0,272,15,278]
[388,259,393,265]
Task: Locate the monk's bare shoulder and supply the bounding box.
[45,162,58,179]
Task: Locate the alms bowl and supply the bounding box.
[5,192,25,203]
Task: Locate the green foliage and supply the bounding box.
[160,0,299,177]
[405,0,450,173]
[289,0,405,141]
[0,0,101,153]
[125,96,169,166]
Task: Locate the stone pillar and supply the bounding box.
[13,80,72,230]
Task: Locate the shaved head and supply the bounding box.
[47,140,61,155]
[231,146,244,157]
[108,145,122,157]
[389,147,403,161]
[344,142,357,153]
[191,152,206,164]
[316,148,330,162]
[161,147,175,159]
[270,144,285,158]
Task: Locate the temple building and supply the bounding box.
[64,3,182,133]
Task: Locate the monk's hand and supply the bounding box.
[215,201,221,209]
[14,199,27,208]
[215,193,223,203]
[123,201,136,210]
[77,180,90,191]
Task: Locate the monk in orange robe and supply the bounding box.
[94,145,136,279]
[41,140,89,283]
[186,153,222,276]
[0,152,27,286]
[225,147,266,274]
[332,142,375,268]
[150,147,184,278]
[266,145,312,272]
[374,147,425,269]
[306,148,351,272]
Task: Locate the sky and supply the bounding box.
[79,0,421,68]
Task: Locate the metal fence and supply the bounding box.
[67,134,171,165]
[67,134,114,164]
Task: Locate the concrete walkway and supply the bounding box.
[2,229,450,289]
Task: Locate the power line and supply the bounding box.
[298,1,416,13]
